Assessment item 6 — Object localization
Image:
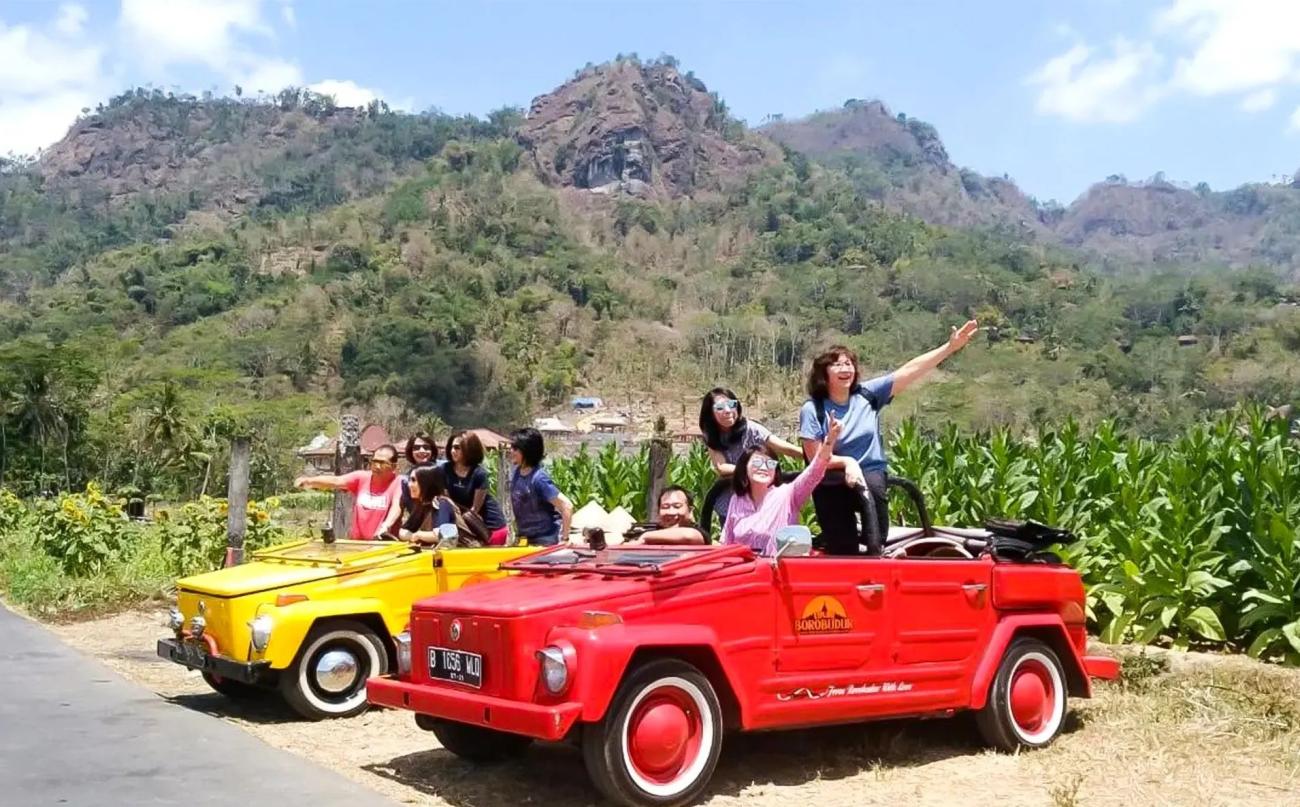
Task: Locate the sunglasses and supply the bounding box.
[713,399,739,412]
[748,457,780,471]
[371,459,395,468]
[412,444,432,452]
[450,443,463,451]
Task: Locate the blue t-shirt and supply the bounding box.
[797,374,894,472]
[444,464,507,529]
[510,466,562,545]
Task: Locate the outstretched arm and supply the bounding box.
[891,319,978,395]
[635,525,706,545]
[294,474,350,491]
[765,434,805,462]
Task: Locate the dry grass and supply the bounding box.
[47,612,1300,806]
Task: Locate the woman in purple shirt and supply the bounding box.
[723,415,842,555]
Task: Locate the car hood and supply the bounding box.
[177,539,418,597]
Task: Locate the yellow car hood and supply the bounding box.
[177,539,419,597]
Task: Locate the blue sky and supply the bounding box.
[3,0,1299,203]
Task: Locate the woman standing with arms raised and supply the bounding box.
[799,320,978,555]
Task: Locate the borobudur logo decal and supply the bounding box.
[796,595,854,634]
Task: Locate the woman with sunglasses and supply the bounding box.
[443,430,509,545]
[722,415,842,555]
[397,466,458,544]
[698,387,804,525]
[398,432,440,519]
[294,444,403,540]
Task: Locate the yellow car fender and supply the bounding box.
[254,598,401,670]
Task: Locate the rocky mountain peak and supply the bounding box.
[517,58,779,198]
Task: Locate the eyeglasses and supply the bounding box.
[412,444,432,452]
[371,459,394,468]
[829,360,855,369]
[450,443,463,451]
[748,457,780,471]
[713,399,739,412]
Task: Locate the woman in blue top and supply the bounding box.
[508,428,574,546]
[799,320,978,555]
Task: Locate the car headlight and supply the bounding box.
[167,607,184,632]
[189,615,206,639]
[395,631,412,676]
[537,646,569,694]
[249,615,273,652]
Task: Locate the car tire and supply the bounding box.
[201,671,266,699]
[582,658,723,807]
[427,718,533,762]
[279,620,387,720]
[976,637,1068,751]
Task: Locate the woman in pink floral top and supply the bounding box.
[723,415,842,555]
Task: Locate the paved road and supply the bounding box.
[0,604,396,807]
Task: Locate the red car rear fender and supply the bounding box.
[546,623,745,727]
[969,615,1091,710]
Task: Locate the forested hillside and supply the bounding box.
[2,57,1298,500]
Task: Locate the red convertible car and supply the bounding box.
[368,486,1118,807]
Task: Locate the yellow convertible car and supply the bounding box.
[157,536,534,719]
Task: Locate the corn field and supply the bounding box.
[534,408,1300,665]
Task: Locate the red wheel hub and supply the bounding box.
[627,687,703,784]
[1009,659,1054,734]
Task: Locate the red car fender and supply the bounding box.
[546,623,744,725]
[968,614,1090,710]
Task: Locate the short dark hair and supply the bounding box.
[405,432,438,465]
[372,443,399,463]
[807,345,860,400]
[658,485,694,509]
[698,387,749,451]
[446,430,485,468]
[510,428,545,467]
[731,446,784,499]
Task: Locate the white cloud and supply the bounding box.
[240,58,304,94]
[1030,1,1300,127]
[1158,0,1300,95]
[120,0,302,94]
[1027,39,1163,123]
[0,10,105,156]
[1241,88,1277,112]
[54,4,88,37]
[307,79,381,107]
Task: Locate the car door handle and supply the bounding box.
[856,583,885,606]
[962,583,987,606]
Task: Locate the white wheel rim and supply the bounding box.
[296,630,381,715]
[1006,650,1065,745]
[620,676,716,798]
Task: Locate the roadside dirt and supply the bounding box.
[49,609,1300,807]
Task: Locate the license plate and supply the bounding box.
[427,646,483,688]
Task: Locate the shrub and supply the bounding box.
[27,483,130,576]
[153,496,285,577]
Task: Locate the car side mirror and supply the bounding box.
[436,523,459,547]
[773,525,812,561]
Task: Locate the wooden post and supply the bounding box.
[329,414,361,542]
[496,448,517,545]
[646,437,670,522]
[225,437,250,567]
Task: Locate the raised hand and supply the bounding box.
[948,319,979,352]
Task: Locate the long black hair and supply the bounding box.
[407,466,450,530]
[698,387,750,452]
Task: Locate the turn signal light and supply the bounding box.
[578,611,622,629]
[275,594,308,607]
